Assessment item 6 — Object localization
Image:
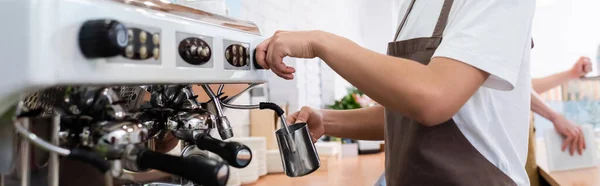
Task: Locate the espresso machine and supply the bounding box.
[0,0,290,185]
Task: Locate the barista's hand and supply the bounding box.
[553,115,586,155]
[255,30,321,80]
[570,56,592,78]
[286,106,325,143]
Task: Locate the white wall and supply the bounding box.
[531,0,600,78]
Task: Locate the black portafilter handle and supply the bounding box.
[136,148,229,186]
[67,149,111,173]
[195,134,252,168]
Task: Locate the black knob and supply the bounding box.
[253,49,264,69]
[195,134,252,168]
[79,19,129,58]
[137,149,229,186]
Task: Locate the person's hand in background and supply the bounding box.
[285,106,325,143]
[570,56,593,78]
[552,115,586,155]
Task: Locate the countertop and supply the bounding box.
[537,139,600,186]
[244,152,386,186]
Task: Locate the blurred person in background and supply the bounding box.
[527,56,592,186]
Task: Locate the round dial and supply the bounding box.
[178,37,212,65]
[78,19,129,58]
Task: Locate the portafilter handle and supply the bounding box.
[135,148,229,186]
[194,134,252,168]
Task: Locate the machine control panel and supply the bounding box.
[178,37,212,65]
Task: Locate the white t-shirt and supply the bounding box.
[395,0,535,185]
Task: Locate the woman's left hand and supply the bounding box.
[255,30,321,79]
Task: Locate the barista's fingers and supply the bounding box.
[294,106,312,124]
[286,111,300,125]
[255,37,273,70]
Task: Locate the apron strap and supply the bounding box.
[393,0,417,40]
[431,0,454,37]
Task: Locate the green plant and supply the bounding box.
[327,87,363,110]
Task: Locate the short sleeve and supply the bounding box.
[433,0,535,91]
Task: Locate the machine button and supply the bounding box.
[238,47,243,57]
[139,32,147,44]
[152,33,160,45]
[79,19,129,58]
[125,45,134,58]
[225,49,231,61]
[233,56,238,66]
[139,46,148,59]
[232,46,237,55]
[128,29,134,42]
[153,48,160,60]
[201,47,210,58]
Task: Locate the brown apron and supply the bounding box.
[384,0,517,185]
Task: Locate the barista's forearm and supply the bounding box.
[532,71,575,94]
[531,90,560,123]
[322,105,385,140]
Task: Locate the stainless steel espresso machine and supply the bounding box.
[0,0,290,185]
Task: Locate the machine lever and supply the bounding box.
[136,149,229,186]
[194,134,252,168]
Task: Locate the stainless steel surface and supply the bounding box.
[19,118,29,186]
[279,115,292,135]
[13,118,70,156]
[102,88,127,120]
[235,149,252,166]
[201,85,233,140]
[217,84,224,95]
[221,103,259,110]
[181,145,207,158]
[95,121,148,158]
[275,123,320,177]
[181,87,200,109]
[48,116,60,186]
[110,0,261,35]
[172,111,214,140]
[216,165,228,183]
[215,117,233,140]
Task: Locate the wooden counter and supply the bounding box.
[536,140,600,186]
[244,152,385,186]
